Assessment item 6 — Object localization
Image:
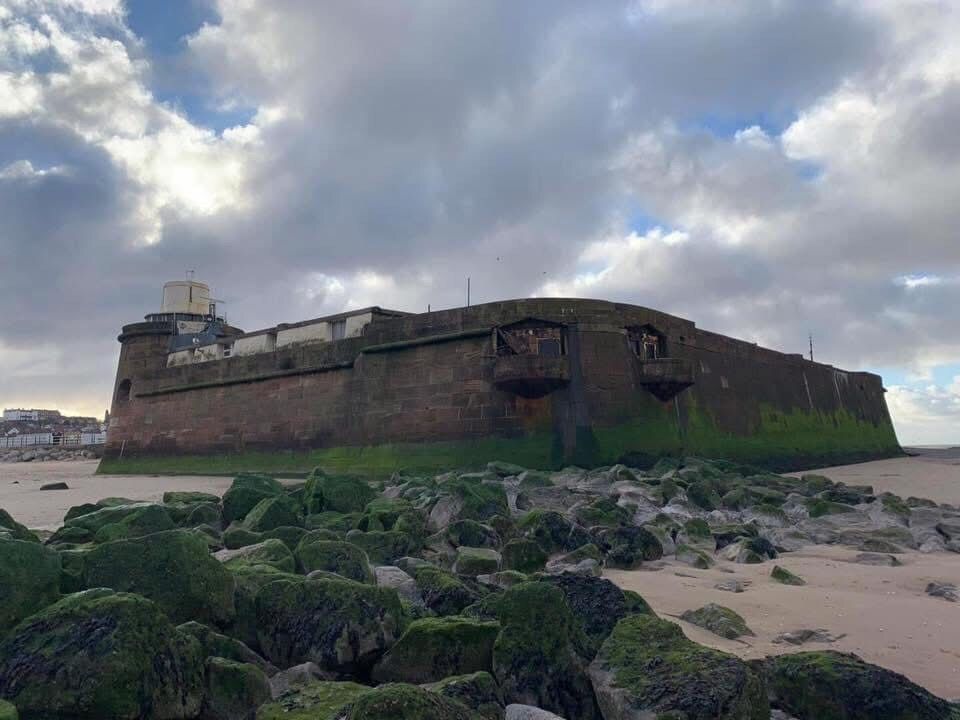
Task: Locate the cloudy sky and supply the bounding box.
[0,0,958,444]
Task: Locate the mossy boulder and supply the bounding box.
[222,474,285,525]
[360,498,426,538]
[344,529,420,565]
[430,477,509,529]
[574,497,631,528]
[409,565,481,616]
[225,564,299,651]
[164,491,221,505]
[590,614,768,719]
[344,683,481,720]
[256,680,370,720]
[202,657,271,720]
[0,538,61,635]
[770,565,805,586]
[501,539,548,574]
[295,540,373,582]
[255,577,406,672]
[540,574,643,659]
[680,603,755,640]
[224,525,264,550]
[454,547,502,576]
[0,509,38,543]
[489,582,601,719]
[423,671,503,719]
[372,616,500,684]
[622,589,654,615]
[217,538,297,574]
[306,511,361,533]
[177,621,276,676]
[83,529,236,626]
[688,479,723,510]
[63,503,174,544]
[0,700,15,720]
[762,651,958,720]
[446,519,500,548]
[303,469,376,515]
[676,543,714,569]
[243,495,302,532]
[518,510,591,553]
[804,497,856,518]
[597,525,663,568]
[0,589,205,719]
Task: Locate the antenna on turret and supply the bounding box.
[186,269,195,281]
[809,333,814,362]
[467,277,471,307]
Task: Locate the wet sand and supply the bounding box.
[608,546,960,698]
[0,460,234,530]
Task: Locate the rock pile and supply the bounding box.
[0,457,957,719]
[1,447,101,463]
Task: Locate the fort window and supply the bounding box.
[494,319,566,357]
[331,319,346,341]
[627,325,667,360]
[116,379,132,403]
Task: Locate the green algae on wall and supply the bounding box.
[98,402,899,477]
[98,433,560,476]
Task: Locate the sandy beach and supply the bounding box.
[1,449,958,697]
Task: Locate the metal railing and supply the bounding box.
[0,432,106,449]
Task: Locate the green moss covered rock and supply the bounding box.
[345,529,420,565]
[202,657,271,720]
[0,700,16,720]
[295,540,373,582]
[217,538,297,574]
[243,495,302,532]
[680,603,755,640]
[539,574,644,660]
[597,525,663,569]
[489,582,601,719]
[446,519,500,548]
[222,474,285,525]
[177,621,276,676]
[164,491,221,505]
[344,683,481,720]
[255,577,405,672]
[0,589,205,719]
[518,510,591,553]
[303,469,376,515]
[409,565,481,616]
[65,503,175,544]
[225,564,299,651]
[423,671,503,719]
[763,651,958,720]
[430,477,509,530]
[676,543,714,569]
[454,547,502,576]
[770,565,805,586]
[0,538,60,635]
[256,680,371,720]
[590,614,768,719]
[0,509,38,543]
[574,497,631,528]
[372,616,500,684]
[804,497,856,518]
[83,529,236,626]
[688,479,723,510]
[501,539,548,574]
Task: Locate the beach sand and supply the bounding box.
[1,450,958,695]
[0,460,235,530]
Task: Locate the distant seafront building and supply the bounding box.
[2,409,62,421]
[103,278,901,473]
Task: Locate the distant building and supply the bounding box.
[2,409,62,421]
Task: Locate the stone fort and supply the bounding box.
[102,279,900,473]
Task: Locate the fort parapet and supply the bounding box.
[102,291,900,474]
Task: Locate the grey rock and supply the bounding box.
[505,704,568,720]
[851,552,901,566]
[714,579,749,593]
[925,582,958,602]
[267,661,333,699]
[374,565,424,606]
[773,628,845,645]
